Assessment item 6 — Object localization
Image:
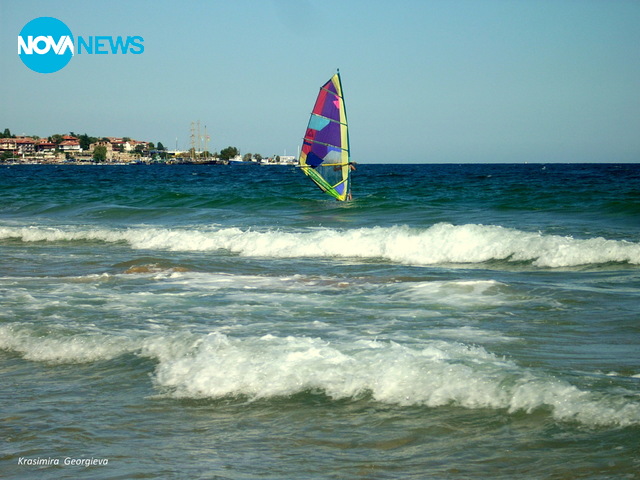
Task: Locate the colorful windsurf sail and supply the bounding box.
[299,71,351,201]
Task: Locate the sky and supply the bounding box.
[1,0,639,163]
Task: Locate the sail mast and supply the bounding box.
[335,69,352,198]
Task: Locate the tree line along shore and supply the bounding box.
[0,129,296,165]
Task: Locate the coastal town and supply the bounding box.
[0,128,296,166]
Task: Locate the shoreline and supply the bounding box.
[1,159,299,167]
[2,159,223,166]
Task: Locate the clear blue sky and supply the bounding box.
[1,0,638,163]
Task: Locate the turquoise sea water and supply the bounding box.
[1,163,639,479]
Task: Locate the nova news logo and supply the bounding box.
[18,17,144,74]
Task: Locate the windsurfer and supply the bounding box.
[347,162,356,200]
[334,162,356,172]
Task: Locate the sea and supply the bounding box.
[1,162,639,479]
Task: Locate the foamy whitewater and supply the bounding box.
[2,163,639,479]
[2,221,640,267]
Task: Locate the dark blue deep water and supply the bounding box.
[1,163,639,479]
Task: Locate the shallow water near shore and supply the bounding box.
[1,163,639,479]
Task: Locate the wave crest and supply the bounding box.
[2,223,639,268]
[2,325,638,427]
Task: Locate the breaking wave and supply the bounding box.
[1,324,639,428]
[1,223,639,268]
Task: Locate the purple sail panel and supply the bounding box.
[314,121,342,150]
[312,79,341,122]
[321,95,341,122]
[310,142,329,161]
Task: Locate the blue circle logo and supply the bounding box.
[18,17,74,74]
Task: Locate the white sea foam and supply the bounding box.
[396,279,509,307]
[2,223,639,268]
[151,333,640,427]
[1,324,638,427]
[0,324,137,363]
